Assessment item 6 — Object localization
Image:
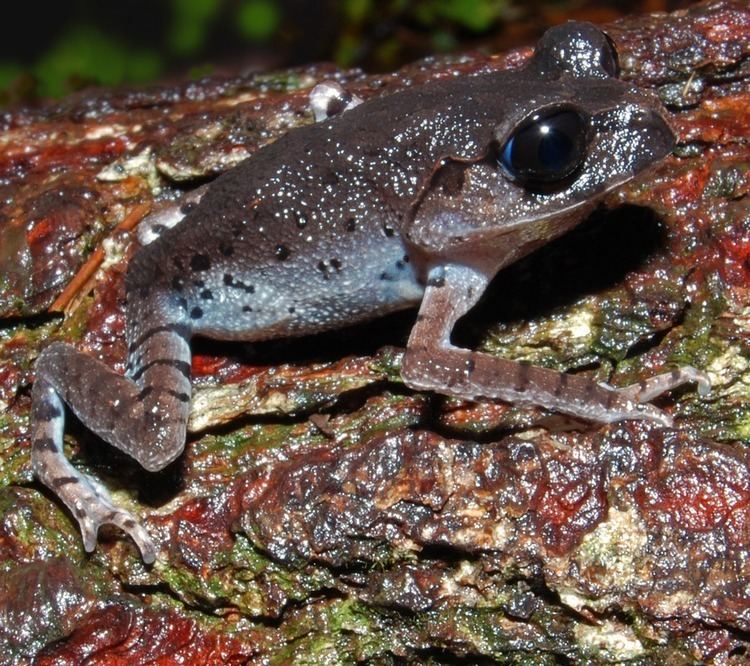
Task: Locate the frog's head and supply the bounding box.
[495,21,675,194]
[408,21,676,273]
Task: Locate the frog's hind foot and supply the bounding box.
[77,480,157,564]
[32,376,157,563]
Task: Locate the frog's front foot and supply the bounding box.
[602,365,711,426]
[609,365,710,402]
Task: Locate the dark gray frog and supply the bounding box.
[31,22,709,563]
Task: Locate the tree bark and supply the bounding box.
[1,1,749,662]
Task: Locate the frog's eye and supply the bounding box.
[499,108,589,187]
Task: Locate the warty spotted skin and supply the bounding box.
[31,22,709,563]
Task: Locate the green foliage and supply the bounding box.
[335,0,516,67]
[168,0,221,55]
[415,0,512,32]
[37,26,113,89]
[236,0,281,41]
[0,0,528,103]
[0,63,22,91]
[34,25,161,98]
[343,0,372,23]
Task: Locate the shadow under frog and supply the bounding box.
[31,22,709,563]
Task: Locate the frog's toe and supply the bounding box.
[115,514,157,564]
[629,402,674,427]
[614,365,710,404]
[78,501,157,564]
[694,369,712,397]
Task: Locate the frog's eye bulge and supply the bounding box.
[599,32,619,78]
[499,107,589,188]
[533,21,619,79]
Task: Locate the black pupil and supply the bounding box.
[500,109,588,186]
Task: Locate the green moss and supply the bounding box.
[703,166,749,199]
[669,293,726,369]
[272,598,401,665]
[369,347,404,383]
[424,605,574,662]
[251,71,306,92]
[0,487,85,560]
[0,415,32,487]
[326,393,426,448]
[158,532,340,617]
[55,298,94,343]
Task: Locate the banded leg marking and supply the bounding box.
[401,264,709,426]
[32,378,157,562]
[31,322,193,562]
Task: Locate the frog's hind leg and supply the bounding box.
[401,264,709,426]
[31,320,192,563]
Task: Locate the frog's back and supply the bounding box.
[126,70,526,340]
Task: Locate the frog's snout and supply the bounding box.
[641,108,676,161]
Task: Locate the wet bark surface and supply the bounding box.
[1,1,749,663]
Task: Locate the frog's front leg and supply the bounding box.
[31,318,191,563]
[402,264,709,426]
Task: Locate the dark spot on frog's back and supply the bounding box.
[275,244,290,261]
[322,169,339,186]
[52,476,79,489]
[190,253,211,271]
[218,242,234,257]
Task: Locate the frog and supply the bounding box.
[30,21,709,564]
